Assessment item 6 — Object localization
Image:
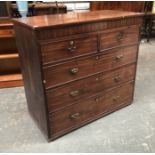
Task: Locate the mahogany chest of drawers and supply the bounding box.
[13,10,143,141]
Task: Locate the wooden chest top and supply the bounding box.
[13,10,143,29]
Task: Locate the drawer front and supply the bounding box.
[37,18,142,40]
[41,35,98,64]
[47,64,136,112]
[100,26,139,51]
[43,45,137,89]
[0,29,15,38]
[49,82,134,135]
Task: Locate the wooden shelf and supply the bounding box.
[0,23,13,27]
[0,24,15,38]
[0,73,23,88]
[0,35,15,39]
[0,3,23,88]
[0,53,18,59]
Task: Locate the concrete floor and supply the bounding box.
[0,39,155,153]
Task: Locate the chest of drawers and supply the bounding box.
[13,10,143,141]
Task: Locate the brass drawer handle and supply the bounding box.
[70,90,79,97]
[114,76,121,82]
[70,113,80,120]
[113,96,120,101]
[68,40,76,52]
[70,67,79,74]
[115,55,124,61]
[68,46,76,52]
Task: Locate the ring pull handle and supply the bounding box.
[70,67,79,74]
[70,90,79,97]
[68,40,76,52]
[113,96,120,101]
[70,113,80,120]
[115,55,124,61]
[114,75,121,82]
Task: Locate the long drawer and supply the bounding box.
[41,34,98,65]
[47,64,136,112]
[43,45,137,89]
[100,26,139,51]
[49,81,134,135]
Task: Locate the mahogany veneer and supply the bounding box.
[13,10,143,141]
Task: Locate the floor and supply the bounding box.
[0,39,155,153]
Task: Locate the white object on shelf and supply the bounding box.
[65,3,75,11]
[63,2,90,12]
[152,1,155,13]
[75,3,90,10]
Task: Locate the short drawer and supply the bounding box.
[41,34,98,64]
[43,45,137,89]
[49,82,134,135]
[100,26,139,51]
[47,64,136,112]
